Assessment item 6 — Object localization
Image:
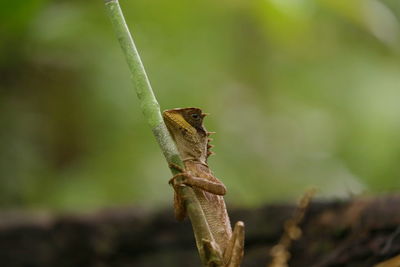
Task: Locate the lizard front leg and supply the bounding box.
[169,172,227,196]
[168,162,226,222]
[168,163,226,195]
[223,221,245,267]
[168,162,185,173]
[169,163,226,196]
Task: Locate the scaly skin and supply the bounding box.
[163,107,244,267]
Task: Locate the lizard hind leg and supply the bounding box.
[224,221,245,267]
[202,239,224,267]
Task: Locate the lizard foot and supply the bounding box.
[202,239,223,266]
[224,221,245,267]
[168,173,190,187]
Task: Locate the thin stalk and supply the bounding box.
[104,0,221,265]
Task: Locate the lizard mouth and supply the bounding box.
[163,110,197,135]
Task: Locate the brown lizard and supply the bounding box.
[163,107,245,267]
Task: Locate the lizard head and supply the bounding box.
[163,107,214,163]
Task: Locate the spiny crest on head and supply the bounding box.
[198,112,216,159]
[206,131,216,159]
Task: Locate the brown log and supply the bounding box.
[0,195,399,267]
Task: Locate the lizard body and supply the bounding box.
[163,107,244,267]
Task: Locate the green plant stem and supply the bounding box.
[104,0,221,265]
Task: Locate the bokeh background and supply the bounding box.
[1,0,399,212]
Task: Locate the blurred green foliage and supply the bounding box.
[1,0,399,211]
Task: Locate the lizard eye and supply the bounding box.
[191,113,200,120]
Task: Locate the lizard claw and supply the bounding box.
[169,173,189,187]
